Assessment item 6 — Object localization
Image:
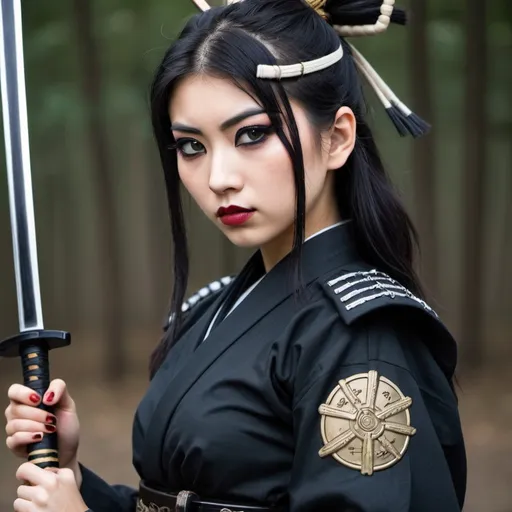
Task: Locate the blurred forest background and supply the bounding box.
[0,0,511,510]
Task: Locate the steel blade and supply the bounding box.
[0,0,43,332]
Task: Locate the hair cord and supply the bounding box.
[325,0,406,27]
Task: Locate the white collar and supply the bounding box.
[304,220,350,243]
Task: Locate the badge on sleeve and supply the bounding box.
[318,370,416,475]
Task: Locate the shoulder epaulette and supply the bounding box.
[322,268,437,324]
[322,268,458,381]
[164,275,234,330]
[180,275,234,314]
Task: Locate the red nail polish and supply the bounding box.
[45,424,56,433]
[29,394,40,404]
[32,433,42,440]
[45,392,55,403]
[46,415,56,425]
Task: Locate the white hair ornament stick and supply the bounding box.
[256,46,344,80]
[191,0,211,12]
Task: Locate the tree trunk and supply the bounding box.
[144,139,173,327]
[73,0,126,381]
[460,0,487,369]
[497,10,512,330]
[134,2,173,330]
[408,0,438,299]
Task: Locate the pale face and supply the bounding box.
[169,74,350,270]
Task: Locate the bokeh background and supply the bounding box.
[0,0,510,510]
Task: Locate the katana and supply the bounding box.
[0,0,70,468]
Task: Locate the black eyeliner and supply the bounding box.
[235,124,275,147]
[171,137,206,158]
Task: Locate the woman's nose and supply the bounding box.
[208,152,244,194]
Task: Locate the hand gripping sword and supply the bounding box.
[0,0,71,468]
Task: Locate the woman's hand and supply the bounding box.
[5,379,81,482]
[14,462,88,512]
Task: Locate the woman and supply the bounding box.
[4,0,466,511]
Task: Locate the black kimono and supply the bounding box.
[80,223,466,512]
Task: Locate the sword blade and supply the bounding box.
[0,0,44,332]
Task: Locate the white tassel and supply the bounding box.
[351,50,391,109]
[350,43,430,137]
[350,44,411,115]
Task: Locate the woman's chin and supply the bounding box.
[221,228,272,249]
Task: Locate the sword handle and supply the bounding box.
[20,343,59,469]
[0,330,71,469]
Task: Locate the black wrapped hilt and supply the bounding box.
[0,330,71,468]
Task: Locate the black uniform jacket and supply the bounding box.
[80,223,466,512]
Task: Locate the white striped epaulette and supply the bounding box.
[322,269,437,324]
[165,276,234,329]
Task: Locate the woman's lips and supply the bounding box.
[217,205,255,226]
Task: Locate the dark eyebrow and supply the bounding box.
[220,107,266,130]
[170,107,266,135]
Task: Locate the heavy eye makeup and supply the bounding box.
[171,124,275,159]
[234,124,275,147]
[172,138,205,158]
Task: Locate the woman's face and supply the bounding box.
[169,74,349,268]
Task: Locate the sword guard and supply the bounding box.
[0,330,71,468]
[0,330,70,358]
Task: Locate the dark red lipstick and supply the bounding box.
[217,205,255,226]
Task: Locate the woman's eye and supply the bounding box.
[177,139,205,157]
[236,126,273,146]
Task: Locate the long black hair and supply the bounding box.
[148,0,423,378]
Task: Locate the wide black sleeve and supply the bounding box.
[284,312,462,512]
[79,464,137,512]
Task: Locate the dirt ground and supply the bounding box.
[0,338,511,512]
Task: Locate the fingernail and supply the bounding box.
[44,391,55,403]
[29,394,40,404]
[32,433,42,440]
[45,424,56,433]
[46,415,57,425]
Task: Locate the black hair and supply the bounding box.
[148,0,423,378]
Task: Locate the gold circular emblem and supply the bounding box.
[318,370,416,475]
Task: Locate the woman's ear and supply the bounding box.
[325,106,356,170]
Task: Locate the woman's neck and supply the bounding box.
[260,212,342,272]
